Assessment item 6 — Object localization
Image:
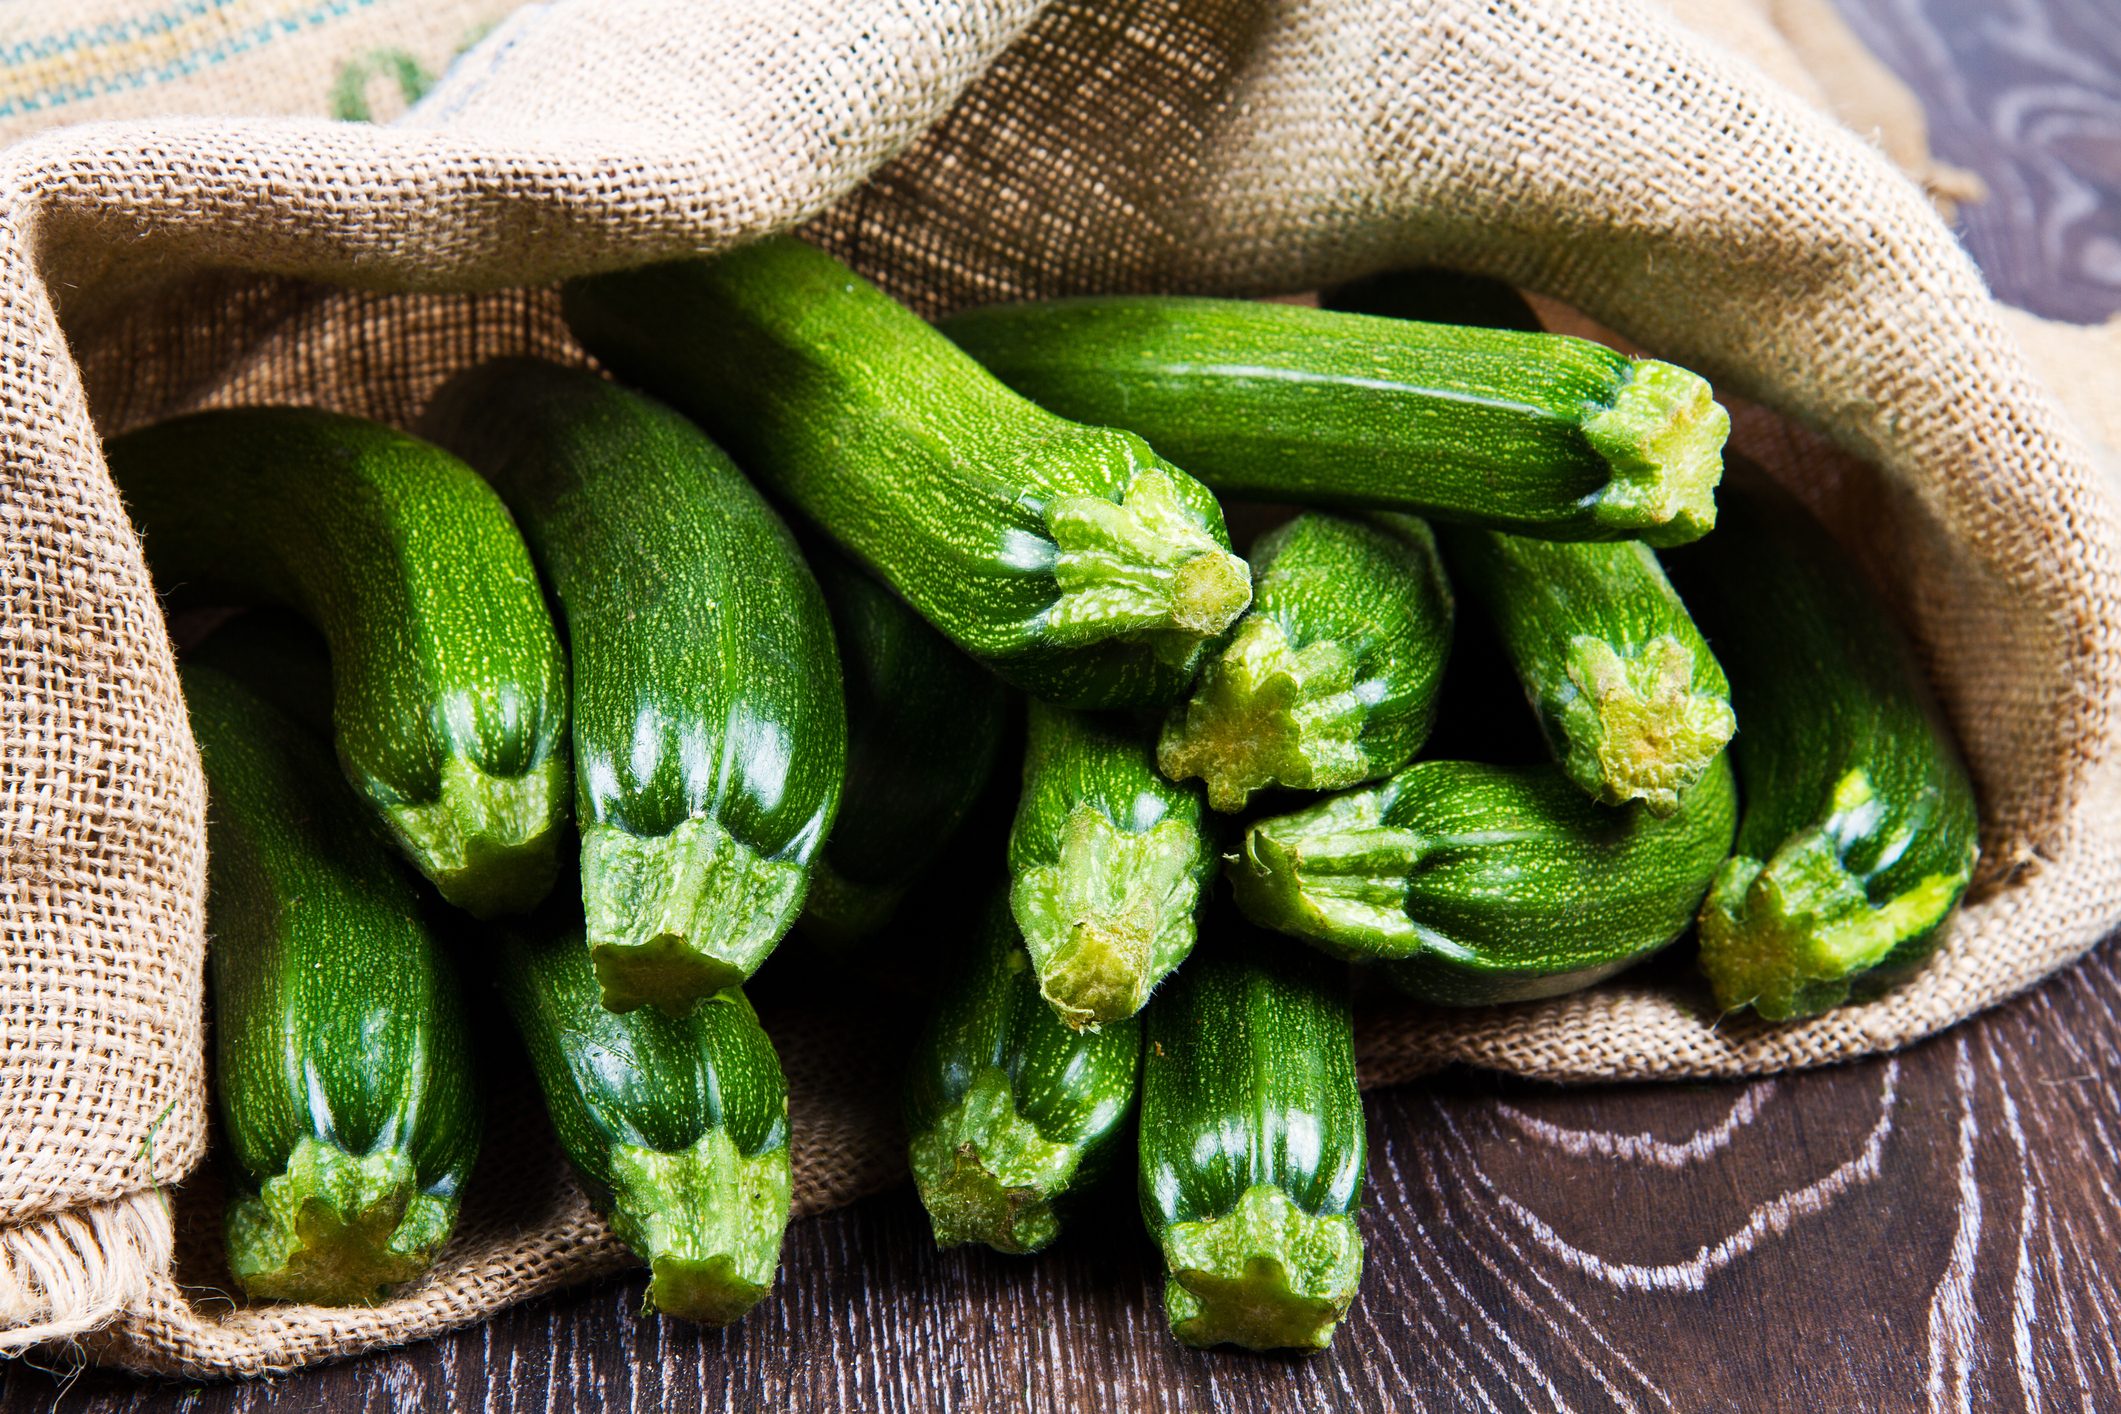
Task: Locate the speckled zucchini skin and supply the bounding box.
[111,408,568,918]
[941,295,1728,546]
[562,238,1252,708]
[1439,528,1733,817]
[1665,472,1979,1021]
[187,664,476,1307]
[1009,702,1214,1028]
[905,894,1141,1254]
[498,918,792,1326]
[802,546,1009,943]
[421,359,844,1016]
[1159,512,1452,812]
[1138,929,1365,1351]
[1230,756,1737,1005]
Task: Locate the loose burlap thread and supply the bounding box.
[0,0,2115,1378]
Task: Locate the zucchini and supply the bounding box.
[419,359,844,1015]
[562,238,1253,708]
[802,545,1010,943]
[1138,928,1365,1351]
[940,295,1728,546]
[186,663,477,1306]
[185,609,332,735]
[1009,701,1214,1028]
[1158,512,1452,812]
[1230,756,1737,1004]
[110,409,567,918]
[905,893,1141,1254]
[498,915,792,1325]
[1438,529,1734,816]
[1665,473,1980,1020]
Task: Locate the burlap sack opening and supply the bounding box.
[0,0,2115,1378]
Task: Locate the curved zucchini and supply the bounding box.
[1138,929,1365,1351]
[1665,474,1979,1020]
[1230,756,1737,1004]
[111,409,568,918]
[420,359,844,1015]
[802,546,1010,943]
[186,663,477,1306]
[1438,529,1733,816]
[1009,701,1214,1028]
[905,894,1141,1253]
[562,238,1252,708]
[940,296,1728,546]
[498,918,792,1325]
[1159,512,1452,812]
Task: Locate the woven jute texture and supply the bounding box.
[0,0,2115,1378]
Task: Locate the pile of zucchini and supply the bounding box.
[120,239,1978,1352]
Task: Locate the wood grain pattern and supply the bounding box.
[6,0,2121,1409]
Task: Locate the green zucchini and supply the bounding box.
[1322,268,1545,333]
[1138,928,1365,1351]
[1009,701,1214,1028]
[905,893,1141,1253]
[940,296,1728,546]
[498,916,792,1325]
[1230,756,1737,1004]
[562,238,1252,708]
[420,359,844,1015]
[111,409,568,918]
[1438,529,1734,816]
[801,546,1010,943]
[1665,474,1980,1020]
[186,663,477,1306]
[1158,512,1452,812]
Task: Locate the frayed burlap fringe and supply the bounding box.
[0,1191,171,1355]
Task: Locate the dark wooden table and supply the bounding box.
[8,1,2120,1409]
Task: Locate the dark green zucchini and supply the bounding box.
[1664,473,1980,1020]
[562,238,1252,708]
[1438,528,1733,816]
[111,409,568,918]
[185,608,333,735]
[1138,928,1365,1351]
[1230,756,1737,1004]
[801,546,1010,943]
[905,893,1141,1253]
[498,916,792,1325]
[1009,701,1214,1028]
[420,359,845,1015]
[940,295,1728,546]
[1159,512,1452,812]
[187,663,477,1306]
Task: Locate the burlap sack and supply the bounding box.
[1,0,2115,1378]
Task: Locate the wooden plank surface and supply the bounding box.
[6,0,2119,1408]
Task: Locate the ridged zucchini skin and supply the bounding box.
[801,547,1009,943]
[110,408,568,918]
[498,918,792,1325]
[905,894,1141,1254]
[1159,512,1452,812]
[940,296,1728,546]
[1138,929,1365,1351]
[561,238,1253,708]
[1439,528,1734,816]
[186,664,477,1306]
[420,360,845,1016]
[1665,475,1979,1021]
[1230,756,1737,1004]
[1009,701,1214,1028]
